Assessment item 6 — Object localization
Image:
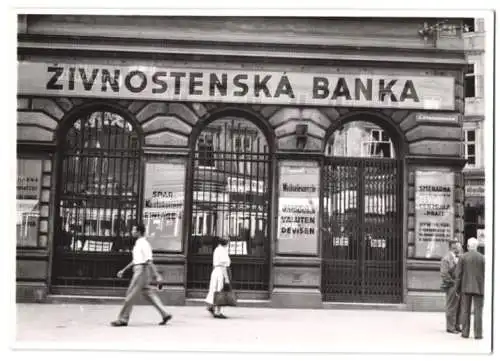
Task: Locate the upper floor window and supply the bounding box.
[464,129,477,167]
[463,18,476,33]
[465,63,477,98]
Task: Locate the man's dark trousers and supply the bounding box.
[445,285,461,331]
[461,293,484,339]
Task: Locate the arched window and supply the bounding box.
[54,110,142,286]
[325,121,396,159]
[187,116,271,292]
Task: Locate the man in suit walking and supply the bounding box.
[440,239,462,333]
[456,237,485,339]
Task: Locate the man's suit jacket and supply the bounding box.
[440,251,458,290]
[456,250,485,295]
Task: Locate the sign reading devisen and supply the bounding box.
[277,161,320,255]
[414,171,455,259]
[18,62,455,110]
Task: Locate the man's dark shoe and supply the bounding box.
[159,314,172,325]
[447,329,460,334]
[110,320,128,327]
[455,327,462,332]
[207,306,215,316]
[214,314,228,319]
[475,336,483,340]
[461,334,469,339]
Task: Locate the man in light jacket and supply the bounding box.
[440,239,462,333]
[456,237,485,339]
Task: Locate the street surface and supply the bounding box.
[14,304,491,354]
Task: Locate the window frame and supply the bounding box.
[361,128,394,159]
[464,128,478,168]
[465,61,478,98]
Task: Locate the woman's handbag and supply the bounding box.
[214,268,238,307]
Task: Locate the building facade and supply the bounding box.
[16,15,469,311]
[462,18,486,254]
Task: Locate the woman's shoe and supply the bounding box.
[207,306,215,316]
[214,314,227,319]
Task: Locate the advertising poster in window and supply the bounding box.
[414,171,455,259]
[277,161,319,255]
[17,159,42,247]
[143,161,186,251]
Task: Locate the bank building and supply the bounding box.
[16,15,477,311]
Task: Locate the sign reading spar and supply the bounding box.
[17,62,456,110]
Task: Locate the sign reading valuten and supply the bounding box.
[278,161,320,255]
[17,62,455,110]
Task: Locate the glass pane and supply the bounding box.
[467,144,476,156]
[466,130,476,142]
[57,111,140,254]
[466,63,475,74]
[326,121,395,159]
[468,156,476,165]
[190,117,270,259]
[465,76,476,97]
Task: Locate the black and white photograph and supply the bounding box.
[2,1,496,358]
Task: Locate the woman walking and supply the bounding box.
[205,238,231,319]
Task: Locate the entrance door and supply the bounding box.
[186,117,271,299]
[321,157,403,303]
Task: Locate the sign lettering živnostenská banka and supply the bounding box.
[18,62,455,110]
[278,162,320,254]
[414,171,455,259]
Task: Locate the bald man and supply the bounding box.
[456,237,485,340]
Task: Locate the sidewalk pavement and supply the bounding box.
[14,303,491,354]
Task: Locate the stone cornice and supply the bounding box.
[18,34,467,67]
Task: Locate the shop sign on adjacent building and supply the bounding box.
[465,185,485,198]
[143,161,186,252]
[18,61,455,110]
[414,170,455,259]
[277,161,320,255]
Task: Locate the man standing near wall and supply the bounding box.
[110,224,172,327]
[456,237,485,340]
[440,239,462,333]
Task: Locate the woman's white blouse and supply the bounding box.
[213,245,231,267]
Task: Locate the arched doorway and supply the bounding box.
[53,109,142,288]
[322,118,404,303]
[186,116,272,299]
